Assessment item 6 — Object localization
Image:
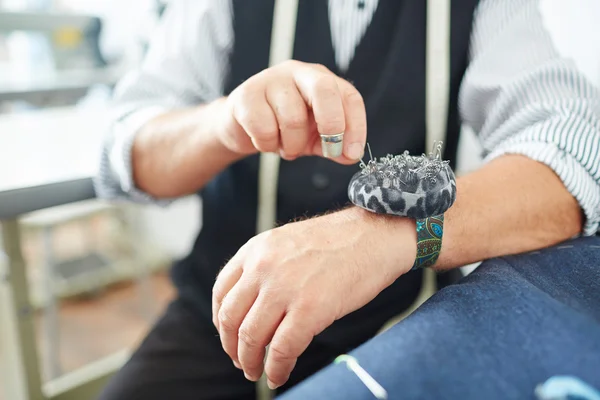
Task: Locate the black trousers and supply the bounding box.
[96,298,388,400]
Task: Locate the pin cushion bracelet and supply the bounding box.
[347,142,457,270]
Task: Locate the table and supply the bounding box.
[0,107,130,400]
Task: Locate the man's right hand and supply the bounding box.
[130,61,367,198]
[220,60,367,164]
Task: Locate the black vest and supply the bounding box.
[171,0,480,344]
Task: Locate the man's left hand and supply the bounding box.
[212,207,415,389]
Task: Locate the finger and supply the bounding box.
[293,65,346,136]
[337,79,367,162]
[218,276,259,366]
[212,246,248,330]
[237,292,286,381]
[212,267,242,332]
[266,82,310,160]
[264,310,316,390]
[309,79,366,164]
[231,84,280,153]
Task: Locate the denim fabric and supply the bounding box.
[278,236,600,400]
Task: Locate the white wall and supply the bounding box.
[540,0,600,89]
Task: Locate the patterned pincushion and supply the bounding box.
[347,144,457,219]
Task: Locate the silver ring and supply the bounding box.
[320,132,344,158]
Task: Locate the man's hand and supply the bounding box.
[132,60,365,198]
[220,60,367,163]
[210,155,585,390]
[212,207,415,389]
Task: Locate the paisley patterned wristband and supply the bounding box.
[412,214,444,270]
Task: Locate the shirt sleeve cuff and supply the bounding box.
[108,106,174,206]
[485,142,600,236]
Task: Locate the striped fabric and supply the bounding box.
[95,0,600,235]
[460,0,600,235]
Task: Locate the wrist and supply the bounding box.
[132,101,249,198]
[347,143,457,272]
[344,206,417,280]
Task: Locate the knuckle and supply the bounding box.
[233,83,257,107]
[241,111,275,137]
[311,63,330,73]
[319,118,345,134]
[280,59,300,70]
[344,89,365,108]
[233,104,257,129]
[246,231,286,273]
[296,296,319,313]
[314,75,338,94]
[259,228,279,244]
[268,342,295,363]
[265,368,289,390]
[217,307,238,332]
[212,284,226,303]
[280,113,308,132]
[255,143,275,154]
[250,124,278,142]
[295,291,331,315]
[245,234,260,248]
[233,90,278,140]
[238,327,260,349]
[250,255,275,275]
[232,100,251,123]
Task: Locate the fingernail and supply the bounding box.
[244,372,257,382]
[279,150,297,161]
[346,143,364,160]
[267,379,279,390]
[233,360,241,369]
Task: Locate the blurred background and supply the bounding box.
[0,1,200,398]
[0,1,598,399]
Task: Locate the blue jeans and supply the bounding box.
[278,236,600,400]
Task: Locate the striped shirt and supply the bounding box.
[95,0,600,235]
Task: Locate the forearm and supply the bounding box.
[436,154,583,269]
[439,0,600,269]
[374,154,583,273]
[346,153,585,278]
[132,98,243,198]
